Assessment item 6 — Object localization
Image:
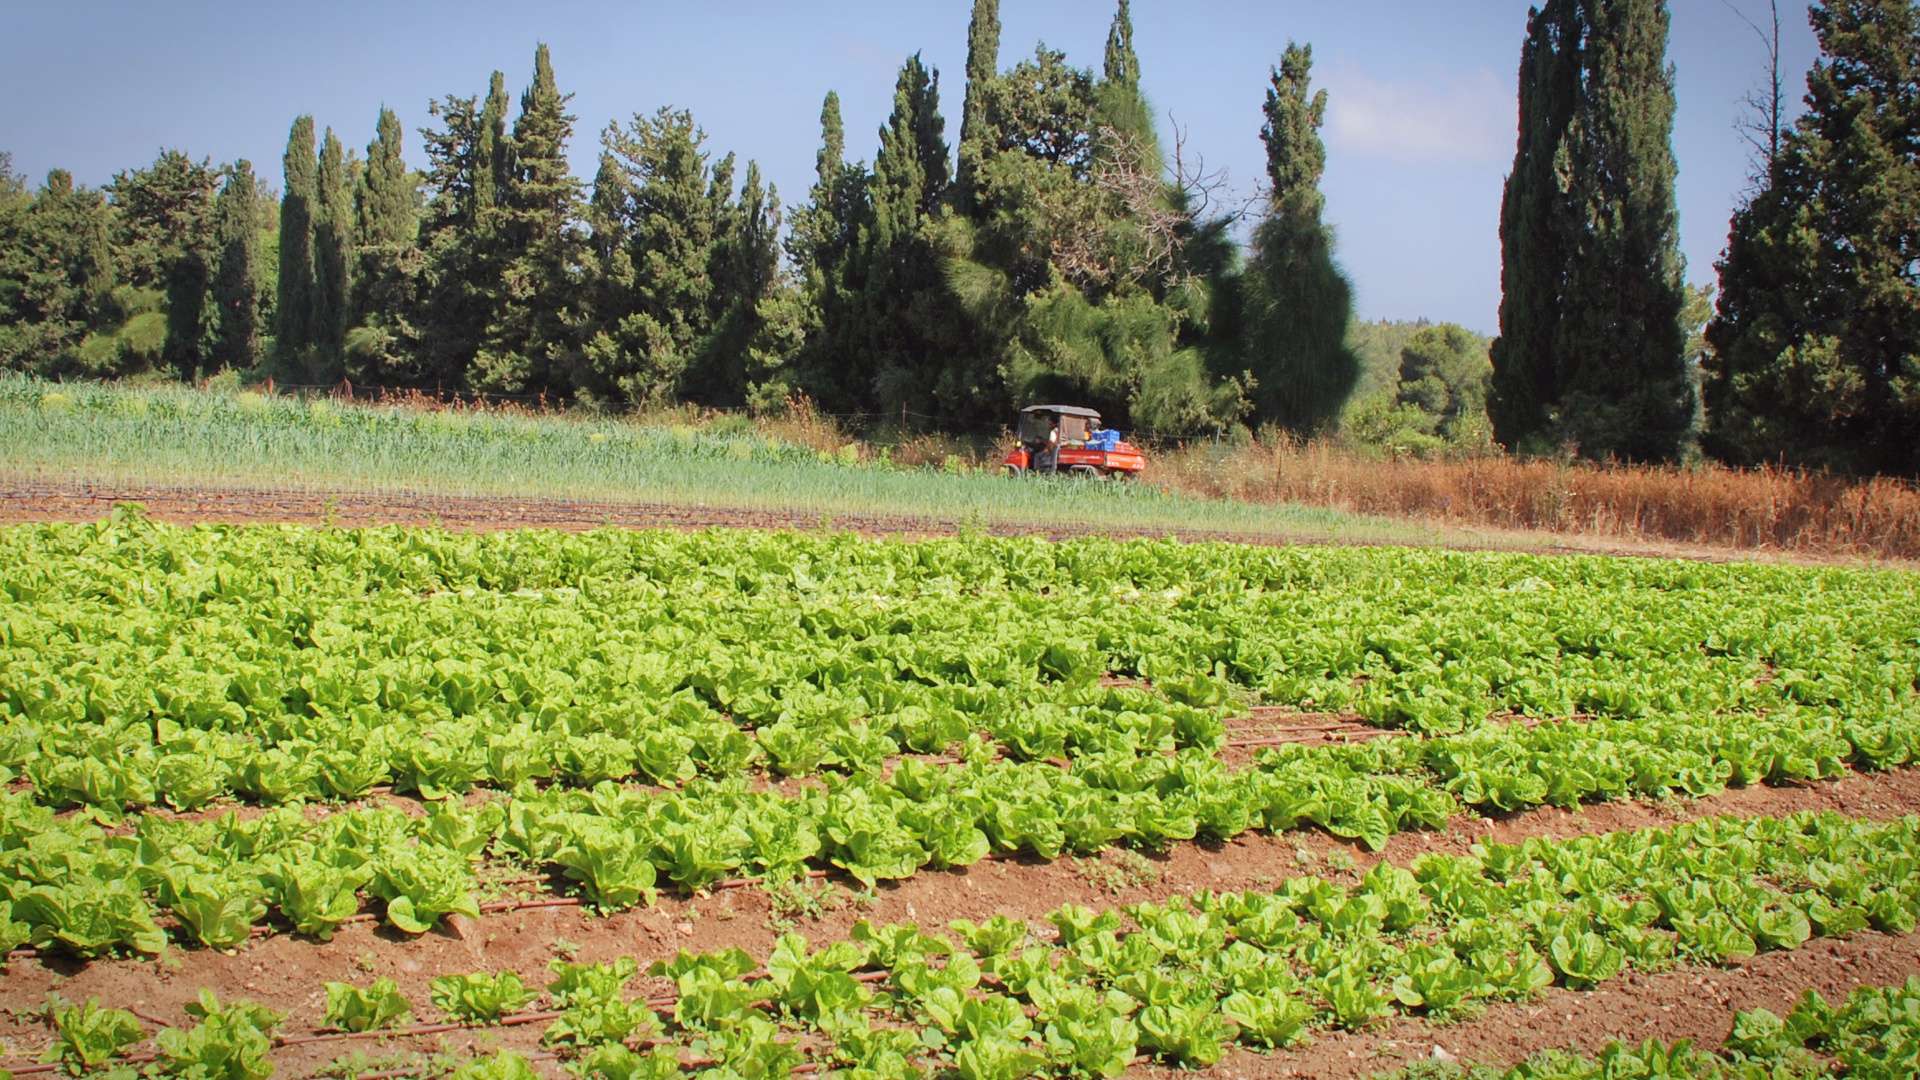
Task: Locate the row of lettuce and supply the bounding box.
[3,697,1915,959]
[4,517,1917,813]
[14,809,1920,1079]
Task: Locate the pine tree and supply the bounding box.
[955,0,1001,209]
[1488,0,1692,461]
[96,153,220,377]
[275,115,317,371]
[0,168,119,375]
[209,159,261,372]
[1705,0,1920,474]
[312,128,353,375]
[1396,324,1492,441]
[1241,43,1360,433]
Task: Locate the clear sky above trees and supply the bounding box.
[1,0,1815,333]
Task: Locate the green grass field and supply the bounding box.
[0,375,1466,546]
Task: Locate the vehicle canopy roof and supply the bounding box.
[1018,404,1103,421]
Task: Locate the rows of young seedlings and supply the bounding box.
[19,809,1920,1079]
[5,516,1915,816]
[5,687,1919,961]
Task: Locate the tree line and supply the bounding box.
[1490,0,1915,474]
[0,0,1913,471]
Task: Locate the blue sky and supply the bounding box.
[2,1,1815,334]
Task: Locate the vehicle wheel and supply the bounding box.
[1069,465,1100,479]
[1004,464,1025,477]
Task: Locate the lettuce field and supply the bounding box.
[2,512,1918,1078]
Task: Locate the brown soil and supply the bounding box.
[0,480,1890,567]
[5,767,1919,1077]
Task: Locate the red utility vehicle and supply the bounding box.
[1001,404,1146,478]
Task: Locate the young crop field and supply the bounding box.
[0,376,1426,552]
[1,513,1917,1078]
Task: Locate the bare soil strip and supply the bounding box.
[5,767,1918,1076]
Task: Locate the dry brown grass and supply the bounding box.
[1150,437,1920,560]
[746,396,853,456]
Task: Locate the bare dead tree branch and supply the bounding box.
[1721,0,1784,182]
[1165,112,1264,226]
[1022,117,1265,292]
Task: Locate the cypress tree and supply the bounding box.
[820,92,845,187]
[473,43,583,396]
[76,182,115,324]
[733,162,780,315]
[584,149,630,270]
[46,171,114,312]
[275,115,317,369]
[579,107,720,405]
[872,57,936,253]
[861,54,954,414]
[912,64,951,212]
[1103,0,1140,86]
[312,128,353,372]
[355,107,415,256]
[688,158,783,407]
[1488,1,1580,448]
[1555,0,1691,461]
[786,90,875,412]
[1488,0,1692,461]
[1704,0,1920,474]
[1241,43,1360,433]
[157,159,219,380]
[1262,44,1328,216]
[789,92,854,325]
[348,106,420,381]
[507,45,577,229]
[417,81,516,390]
[707,152,740,331]
[955,0,1001,209]
[209,159,261,371]
[1098,0,1156,166]
[474,72,509,215]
